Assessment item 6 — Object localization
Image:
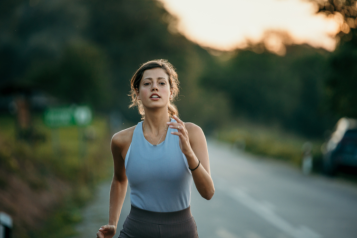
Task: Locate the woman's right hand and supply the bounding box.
[96,225,116,238]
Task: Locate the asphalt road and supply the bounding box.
[75,139,357,238]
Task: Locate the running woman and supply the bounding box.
[96,59,215,238]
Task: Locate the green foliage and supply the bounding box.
[0,115,112,238]
[200,45,330,137]
[27,41,112,109]
[30,187,91,238]
[0,0,227,130]
[217,121,323,166]
[3,0,351,137]
[325,43,357,118]
[316,0,357,119]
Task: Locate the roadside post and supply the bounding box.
[44,105,92,158]
[0,212,12,238]
[74,106,92,158]
[44,107,73,157]
[301,141,313,175]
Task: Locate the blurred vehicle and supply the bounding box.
[323,118,357,175]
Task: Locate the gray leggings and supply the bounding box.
[119,205,199,238]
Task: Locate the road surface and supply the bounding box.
[75,139,357,238]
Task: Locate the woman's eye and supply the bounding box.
[160,82,165,85]
[144,83,150,86]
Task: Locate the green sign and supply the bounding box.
[44,106,92,127]
[73,106,92,126]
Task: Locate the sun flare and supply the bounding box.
[160,0,341,53]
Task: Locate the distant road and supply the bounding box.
[75,140,357,238]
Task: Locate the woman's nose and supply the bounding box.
[151,82,159,90]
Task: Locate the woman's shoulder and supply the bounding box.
[184,122,205,142]
[111,125,136,149]
[184,122,202,132]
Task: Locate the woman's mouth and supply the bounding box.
[150,94,160,100]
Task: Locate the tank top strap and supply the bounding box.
[124,121,143,168]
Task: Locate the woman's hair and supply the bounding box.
[129,59,179,119]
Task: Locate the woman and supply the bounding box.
[97,59,215,238]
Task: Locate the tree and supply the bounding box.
[27,41,112,110]
[315,0,357,118]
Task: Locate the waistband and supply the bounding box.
[128,205,192,224]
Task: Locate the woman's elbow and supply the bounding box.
[113,174,128,186]
[202,187,215,200]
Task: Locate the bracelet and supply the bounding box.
[189,160,200,172]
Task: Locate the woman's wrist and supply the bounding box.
[189,160,200,171]
[107,223,117,230]
[183,149,195,160]
[184,150,199,168]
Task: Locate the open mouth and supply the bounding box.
[150,94,160,98]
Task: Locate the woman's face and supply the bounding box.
[137,68,172,110]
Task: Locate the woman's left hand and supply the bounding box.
[167,115,194,156]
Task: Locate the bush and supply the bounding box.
[0,114,112,238]
[216,121,323,166]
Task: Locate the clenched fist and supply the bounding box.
[96,224,116,238]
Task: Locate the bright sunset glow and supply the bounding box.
[160,0,342,53]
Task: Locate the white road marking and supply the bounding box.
[227,187,321,238]
[261,200,275,211]
[245,231,263,238]
[216,227,239,238]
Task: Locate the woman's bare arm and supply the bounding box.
[108,134,128,228]
[185,123,215,200]
[168,115,214,200]
[97,129,133,238]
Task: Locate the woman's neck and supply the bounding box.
[143,109,170,135]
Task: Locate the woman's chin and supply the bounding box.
[143,103,168,110]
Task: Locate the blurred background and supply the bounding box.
[1,0,357,237]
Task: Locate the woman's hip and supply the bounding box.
[118,205,198,238]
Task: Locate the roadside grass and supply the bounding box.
[0,114,113,238]
[215,122,323,168]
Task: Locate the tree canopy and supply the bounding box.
[0,0,355,137]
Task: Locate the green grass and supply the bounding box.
[0,113,113,238]
[216,121,323,167]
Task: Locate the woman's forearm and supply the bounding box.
[108,176,128,228]
[186,153,215,200]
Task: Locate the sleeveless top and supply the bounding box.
[124,118,193,212]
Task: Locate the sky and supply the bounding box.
[160,0,342,54]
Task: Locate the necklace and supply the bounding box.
[142,121,169,146]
